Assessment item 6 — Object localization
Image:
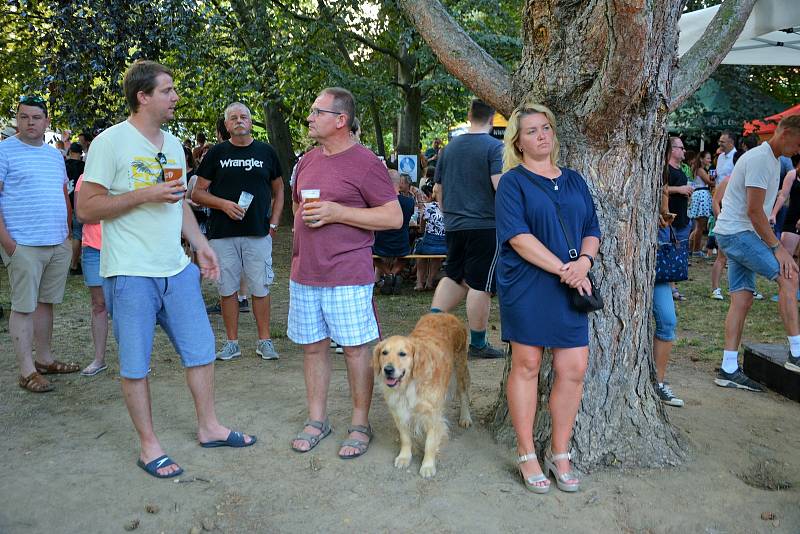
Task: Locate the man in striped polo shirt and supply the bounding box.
[0,96,78,393]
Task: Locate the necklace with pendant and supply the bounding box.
[549,176,559,191]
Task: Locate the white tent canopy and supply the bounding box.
[679,0,800,66]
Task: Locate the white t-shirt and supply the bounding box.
[716,148,736,183]
[83,120,189,277]
[714,142,780,236]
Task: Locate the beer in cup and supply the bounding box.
[301,189,320,203]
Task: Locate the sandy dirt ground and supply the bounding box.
[0,232,798,533]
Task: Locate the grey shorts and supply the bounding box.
[209,235,274,297]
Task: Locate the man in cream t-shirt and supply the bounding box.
[713,115,800,392]
[78,60,255,480]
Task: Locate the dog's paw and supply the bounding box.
[394,454,412,469]
[419,463,437,478]
[459,415,473,428]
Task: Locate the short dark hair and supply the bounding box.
[741,134,759,151]
[719,131,735,143]
[321,87,356,129]
[123,60,173,113]
[469,98,494,124]
[68,142,83,154]
[79,131,94,143]
[17,95,48,117]
[196,132,206,144]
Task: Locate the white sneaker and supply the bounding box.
[753,291,765,301]
[216,340,241,361]
[711,288,724,300]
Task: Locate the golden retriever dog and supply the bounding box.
[373,312,472,478]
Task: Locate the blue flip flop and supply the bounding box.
[136,454,183,479]
[200,430,257,448]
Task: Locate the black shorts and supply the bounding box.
[444,228,498,293]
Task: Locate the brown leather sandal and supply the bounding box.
[34,359,80,374]
[18,372,54,393]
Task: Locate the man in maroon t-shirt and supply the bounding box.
[288,87,401,459]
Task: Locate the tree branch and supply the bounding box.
[669,0,757,111]
[396,0,514,115]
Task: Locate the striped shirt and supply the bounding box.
[0,136,68,246]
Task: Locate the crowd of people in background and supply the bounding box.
[2,58,800,491]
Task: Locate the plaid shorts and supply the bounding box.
[287,281,379,346]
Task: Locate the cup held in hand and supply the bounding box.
[238,191,254,213]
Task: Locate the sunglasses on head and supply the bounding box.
[19,95,45,105]
[156,152,167,183]
[18,95,48,115]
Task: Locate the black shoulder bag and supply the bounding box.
[523,172,604,313]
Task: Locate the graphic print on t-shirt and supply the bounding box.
[129,155,183,190]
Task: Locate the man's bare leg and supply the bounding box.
[776,273,800,336]
[251,295,271,340]
[339,343,373,457]
[9,310,35,376]
[121,377,180,476]
[431,276,468,311]
[32,302,56,364]
[723,290,754,352]
[292,338,332,451]
[220,294,239,341]
[187,363,254,444]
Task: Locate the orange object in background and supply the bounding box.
[743,103,800,140]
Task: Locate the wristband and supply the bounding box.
[269,223,278,230]
[769,241,780,252]
[579,253,594,268]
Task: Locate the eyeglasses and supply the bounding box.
[309,107,342,117]
[155,152,167,183]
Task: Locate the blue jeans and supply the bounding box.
[653,282,677,341]
[715,231,779,293]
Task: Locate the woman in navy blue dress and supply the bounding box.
[495,103,601,494]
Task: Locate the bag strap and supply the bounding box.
[522,169,579,259]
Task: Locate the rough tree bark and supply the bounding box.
[398,0,756,470]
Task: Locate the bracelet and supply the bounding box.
[579,253,594,268]
[769,241,780,251]
[269,223,278,230]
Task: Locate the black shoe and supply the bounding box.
[69,265,82,276]
[391,274,403,294]
[380,274,395,295]
[468,342,504,359]
[714,368,764,392]
[785,354,800,374]
[206,303,221,314]
[239,298,249,313]
[655,382,684,407]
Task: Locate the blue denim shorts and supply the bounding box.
[81,246,103,287]
[103,262,215,378]
[715,230,779,293]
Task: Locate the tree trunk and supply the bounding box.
[262,100,296,223]
[395,48,422,179]
[394,0,759,470]
[367,98,387,159]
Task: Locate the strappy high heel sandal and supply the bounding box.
[544,450,580,492]
[517,452,551,494]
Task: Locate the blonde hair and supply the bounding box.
[502,102,560,172]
